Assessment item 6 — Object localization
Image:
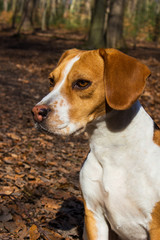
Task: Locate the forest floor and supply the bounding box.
[0,29,160,240]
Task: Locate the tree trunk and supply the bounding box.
[80,0,91,26]
[88,0,107,49]
[106,0,125,48]
[11,0,19,29]
[41,0,51,31]
[153,2,160,44]
[3,0,9,11]
[63,0,70,19]
[30,0,38,29]
[17,0,35,34]
[70,0,77,13]
[49,0,57,24]
[69,0,81,26]
[153,14,160,43]
[19,0,25,16]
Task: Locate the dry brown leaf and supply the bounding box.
[19,224,28,240]
[41,197,60,210]
[6,132,21,141]
[28,174,36,180]
[42,227,62,240]
[13,215,26,233]
[0,206,12,222]
[0,186,18,195]
[29,224,40,240]
[0,142,7,147]
[3,221,16,232]
[3,156,14,164]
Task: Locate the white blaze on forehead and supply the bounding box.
[56,55,80,92]
[38,55,80,105]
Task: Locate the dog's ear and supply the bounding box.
[57,48,80,66]
[99,48,151,110]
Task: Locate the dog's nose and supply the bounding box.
[31,105,50,122]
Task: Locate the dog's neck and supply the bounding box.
[86,101,154,162]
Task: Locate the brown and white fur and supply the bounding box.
[32,48,160,240]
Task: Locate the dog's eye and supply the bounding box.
[72,80,91,90]
[49,77,55,87]
[49,77,55,91]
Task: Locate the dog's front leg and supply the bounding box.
[80,152,109,240]
[83,200,109,240]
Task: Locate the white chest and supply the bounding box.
[101,164,150,240]
[80,104,160,239]
[80,151,151,240]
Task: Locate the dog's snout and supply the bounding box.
[31,105,50,122]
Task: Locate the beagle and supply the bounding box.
[32,48,160,240]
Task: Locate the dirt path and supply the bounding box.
[0,29,160,240]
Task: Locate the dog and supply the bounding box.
[32,48,160,240]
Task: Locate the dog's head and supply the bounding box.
[32,48,150,135]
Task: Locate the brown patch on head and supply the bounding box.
[149,201,160,240]
[63,50,106,126]
[153,123,160,146]
[99,48,151,110]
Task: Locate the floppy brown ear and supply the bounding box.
[99,48,151,110]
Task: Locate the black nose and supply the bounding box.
[39,108,49,117]
[31,104,51,122]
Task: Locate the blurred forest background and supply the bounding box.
[0,0,160,240]
[0,0,160,48]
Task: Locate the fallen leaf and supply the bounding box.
[6,133,21,141]
[3,221,16,232]
[41,197,60,210]
[0,206,12,222]
[19,224,28,240]
[0,186,18,195]
[42,227,62,240]
[29,224,40,240]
